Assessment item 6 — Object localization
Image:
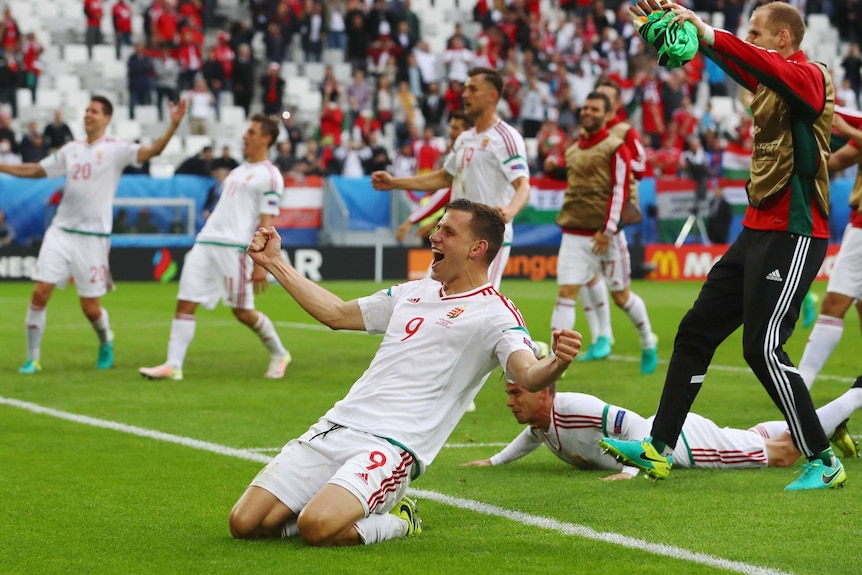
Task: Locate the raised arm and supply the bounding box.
[247,226,366,330]
[371,167,454,192]
[0,162,47,178]
[137,99,187,164]
[505,329,580,392]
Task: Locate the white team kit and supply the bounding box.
[443,120,530,288]
[253,278,535,516]
[556,232,633,291]
[489,393,768,472]
[825,224,862,299]
[35,137,141,297]
[177,161,283,310]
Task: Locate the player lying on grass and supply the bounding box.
[229,199,580,547]
[463,380,859,479]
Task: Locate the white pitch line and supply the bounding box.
[1,395,793,575]
[246,442,510,452]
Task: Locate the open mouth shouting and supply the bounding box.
[431,248,445,269]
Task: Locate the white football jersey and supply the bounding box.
[40,137,140,235]
[196,161,283,248]
[443,120,530,245]
[325,278,535,473]
[489,393,768,471]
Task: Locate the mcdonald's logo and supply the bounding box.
[649,250,680,280]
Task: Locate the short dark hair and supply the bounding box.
[445,198,504,264]
[468,67,504,100]
[251,113,280,148]
[449,110,474,129]
[91,95,113,117]
[595,79,622,102]
[584,91,612,114]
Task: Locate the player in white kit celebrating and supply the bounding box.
[0,95,186,374]
[140,114,290,381]
[371,67,531,290]
[463,381,862,477]
[228,199,581,547]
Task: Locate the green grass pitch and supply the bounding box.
[1,279,860,575]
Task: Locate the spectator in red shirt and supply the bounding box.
[650,136,682,177]
[112,0,133,59]
[320,100,343,147]
[413,127,443,174]
[443,79,463,115]
[536,112,567,172]
[214,31,234,88]
[84,0,104,59]
[155,0,179,48]
[670,95,700,139]
[21,32,43,105]
[0,7,19,53]
[353,109,381,144]
[176,28,202,91]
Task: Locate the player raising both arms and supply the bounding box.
[229,199,580,547]
[140,114,290,381]
[0,95,186,374]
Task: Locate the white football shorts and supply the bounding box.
[251,419,416,517]
[177,243,255,310]
[825,224,862,299]
[556,232,631,291]
[659,413,769,469]
[34,226,113,298]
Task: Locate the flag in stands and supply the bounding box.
[721,141,751,180]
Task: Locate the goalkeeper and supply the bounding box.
[601,0,844,491]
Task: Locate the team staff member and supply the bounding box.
[602,0,845,491]
[545,91,658,375]
[572,79,652,363]
[229,199,580,547]
[372,67,531,290]
[0,96,187,374]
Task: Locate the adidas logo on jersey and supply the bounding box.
[766,269,783,282]
[408,298,421,303]
[355,472,369,485]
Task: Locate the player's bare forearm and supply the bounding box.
[833,115,862,151]
[508,329,581,392]
[0,163,46,178]
[264,256,365,330]
[506,176,531,218]
[137,100,187,163]
[828,142,862,173]
[392,169,453,192]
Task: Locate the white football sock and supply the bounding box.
[167,314,196,369]
[578,284,601,344]
[280,520,299,538]
[584,277,613,341]
[621,292,655,348]
[25,304,46,362]
[90,307,112,344]
[551,297,576,341]
[354,514,408,545]
[798,315,844,389]
[251,312,287,357]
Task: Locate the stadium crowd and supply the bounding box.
[0,0,859,230]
